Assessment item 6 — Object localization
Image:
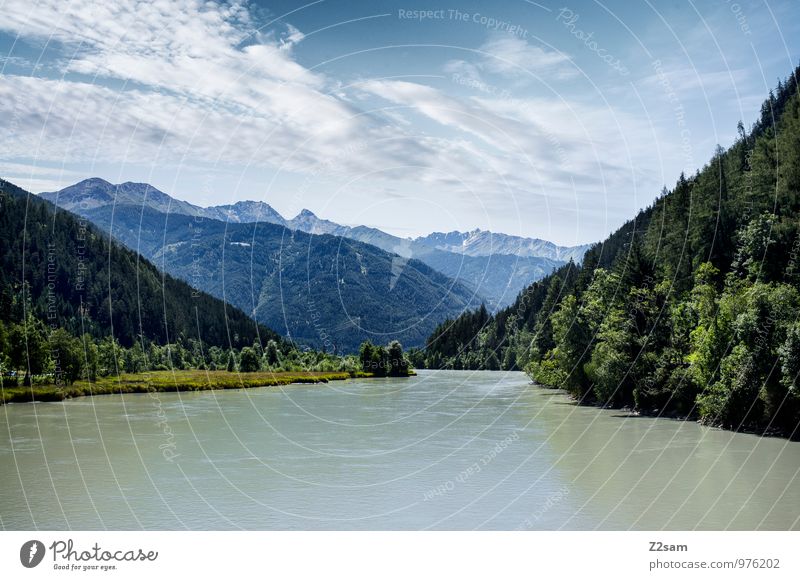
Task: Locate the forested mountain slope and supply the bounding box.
[0,178,278,350]
[424,66,800,437]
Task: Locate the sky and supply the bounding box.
[1,0,798,246]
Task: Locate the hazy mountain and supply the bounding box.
[319,227,565,307]
[268,215,587,307]
[414,229,591,263]
[416,250,563,308]
[40,178,589,308]
[286,209,348,236]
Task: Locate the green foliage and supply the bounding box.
[697,343,758,428]
[387,340,409,377]
[525,355,567,387]
[359,340,387,376]
[238,346,260,372]
[0,370,356,405]
[358,339,411,377]
[406,347,426,369]
[9,316,49,384]
[264,339,280,367]
[731,213,775,280]
[123,342,146,374]
[48,328,84,385]
[0,321,10,376]
[779,323,800,395]
[584,308,633,406]
[80,334,98,381]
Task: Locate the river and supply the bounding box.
[1,370,798,530]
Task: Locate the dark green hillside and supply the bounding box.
[424,65,800,437]
[78,205,479,352]
[0,179,278,349]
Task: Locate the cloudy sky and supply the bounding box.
[1,0,798,245]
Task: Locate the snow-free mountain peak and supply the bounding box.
[287,208,347,236]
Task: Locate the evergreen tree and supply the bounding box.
[9,316,50,385]
[265,339,280,367]
[387,340,409,377]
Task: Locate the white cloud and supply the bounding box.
[477,35,576,80]
[2,0,574,195]
[279,24,306,52]
[0,161,85,193]
[444,59,484,83]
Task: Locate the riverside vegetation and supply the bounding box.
[422,65,800,438]
[0,331,413,404]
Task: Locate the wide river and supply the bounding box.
[1,370,798,530]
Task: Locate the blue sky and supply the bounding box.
[1,0,798,245]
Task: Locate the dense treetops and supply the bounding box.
[358,339,412,377]
[423,64,800,438]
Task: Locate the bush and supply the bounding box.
[238,347,261,372]
[525,357,566,387]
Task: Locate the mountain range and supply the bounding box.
[42,178,589,309]
[39,182,482,352]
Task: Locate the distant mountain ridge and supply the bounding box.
[42,177,207,217]
[41,178,590,308]
[413,229,589,263]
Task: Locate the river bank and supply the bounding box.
[531,380,798,440]
[0,370,374,405]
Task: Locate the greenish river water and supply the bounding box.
[1,370,798,530]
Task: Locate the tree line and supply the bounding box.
[0,315,370,386]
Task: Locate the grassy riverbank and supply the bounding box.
[0,370,377,405]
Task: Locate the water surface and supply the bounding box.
[1,370,798,529]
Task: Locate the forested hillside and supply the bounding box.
[423,65,800,437]
[0,178,279,350]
